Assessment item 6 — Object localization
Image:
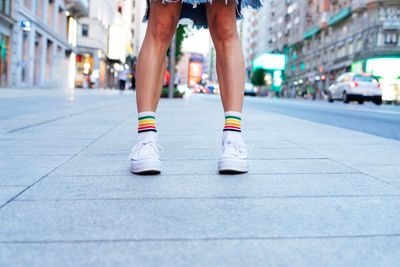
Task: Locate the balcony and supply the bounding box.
[65,0,89,18]
[328,7,352,27]
[303,26,320,40]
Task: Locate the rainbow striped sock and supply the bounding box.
[223,111,242,133]
[138,111,157,133]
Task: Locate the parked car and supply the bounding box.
[244,82,257,96]
[328,72,382,105]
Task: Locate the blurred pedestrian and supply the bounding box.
[131,67,136,90]
[174,68,181,88]
[130,0,262,175]
[119,68,128,90]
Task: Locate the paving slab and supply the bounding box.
[0,186,25,206]
[17,173,400,201]
[0,197,400,241]
[49,155,357,176]
[1,237,400,267]
[355,165,400,188]
[302,144,400,166]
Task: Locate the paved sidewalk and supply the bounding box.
[0,89,400,266]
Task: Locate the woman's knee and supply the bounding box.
[209,11,237,42]
[149,12,177,43]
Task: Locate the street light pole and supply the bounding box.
[168,33,176,99]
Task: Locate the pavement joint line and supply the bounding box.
[37,172,371,178]
[47,172,362,178]
[0,112,135,211]
[81,147,303,155]
[160,158,330,161]
[2,233,400,244]
[281,139,400,191]
[5,99,132,134]
[75,156,330,161]
[14,195,400,202]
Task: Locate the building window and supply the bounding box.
[385,32,398,45]
[356,39,363,51]
[24,0,31,8]
[0,0,11,16]
[36,0,42,18]
[348,42,354,55]
[58,7,64,34]
[338,46,345,58]
[48,0,54,27]
[46,40,53,81]
[82,24,89,37]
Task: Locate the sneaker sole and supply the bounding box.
[218,158,248,174]
[131,159,161,175]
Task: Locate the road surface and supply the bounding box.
[205,95,400,141]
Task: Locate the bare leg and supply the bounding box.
[136,0,182,112]
[206,0,245,112]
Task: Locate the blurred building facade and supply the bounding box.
[0,0,14,87]
[266,0,400,99]
[8,0,87,88]
[75,0,146,89]
[241,9,259,82]
[0,0,147,89]
[176,50,191,85]
[75,0,114,88]
[203,36,217,83]
[240,4,272,82]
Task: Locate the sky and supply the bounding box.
[182,27,210,55]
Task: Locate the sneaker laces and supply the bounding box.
[130,141,162,159]
[223,137,249,157]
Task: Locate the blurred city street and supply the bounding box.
[1,89,400,265]
[1,0,400,265]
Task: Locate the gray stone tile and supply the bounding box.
[0,167,55,186]
[1,237,400,267]
[0,139,94,148]
[49,154,356,176]
[0,197,399,241]
[302,144,400,166]
[0,145,84,156]
[17,174,400,200]
[355,165,400,187]
[82,147,321,160]
[0,155,69,169]
[0,186,24,206]
[0,155,70,186]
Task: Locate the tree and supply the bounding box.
[167,24,192,65]
[175,24,191,64]
[251,68,267,87]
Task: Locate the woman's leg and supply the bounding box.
[131,0,182,175]
[205,0,245,113]
[135,0,182,112]
[206,1,248,174]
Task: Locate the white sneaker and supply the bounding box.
[218,132,249,174]
[130,133,162,174]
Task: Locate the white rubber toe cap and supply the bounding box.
[218,157,248,174]
[131,158,161,175]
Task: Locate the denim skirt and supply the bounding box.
[143,0,263,29]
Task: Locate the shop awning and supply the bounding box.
[303,26,320,40]
[328,7,352,26]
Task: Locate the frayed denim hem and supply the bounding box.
[142,0,264,29]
